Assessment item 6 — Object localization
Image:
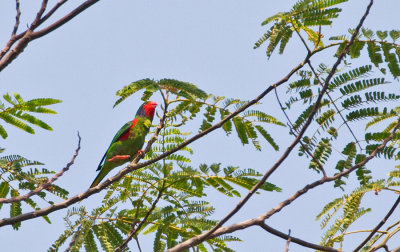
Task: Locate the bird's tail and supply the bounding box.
[90,167,108,188]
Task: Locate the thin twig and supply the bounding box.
[29,0,48,30]
[307,60,362,150]
[36,0,69,28]
[292,7,362,151]
[283,229,291,252]
[353,195,400,252]
[274,87,327,177]
[116,187,164,252]
[259,223,338,252]
[134,236,143,252]
[12,0,21,36]
[65,225,82,252]
[0,132,81,204]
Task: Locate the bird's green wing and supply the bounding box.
[97,121,132,171]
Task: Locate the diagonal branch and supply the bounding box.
[31,0,99,39]
[0,132,81,204]
[353,195,400,252]
[259,223,338,252]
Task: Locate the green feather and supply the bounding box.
[90,102,157,188]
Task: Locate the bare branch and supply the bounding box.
[30,0,49,30]
[36,0,69,28]
[12,0,21,36]
[32,0,99,39]
[0,0,100,72]
[0,132,81,204]
[0,0,21,59]
[259,223,338,252]
[283,229,291,252]
[353,195,400,252]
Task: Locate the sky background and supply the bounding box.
[0,0,400,251]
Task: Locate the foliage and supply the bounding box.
[0,153,69,229]
[114,78,284,151]
[50,81,282,251]
[253,0,400,250]
[0,92,61,139]
[3,0,400,251]
[316,168,400,250]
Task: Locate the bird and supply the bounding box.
[90,101,157,188]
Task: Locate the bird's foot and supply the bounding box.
[137,149,144,157]
[108,155,130,162]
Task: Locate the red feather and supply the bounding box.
[118,118,138,141]
[143,102,157,118]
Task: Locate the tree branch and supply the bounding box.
[258,223,338,252]
[0,0,100,72]
[0,132,81,204]
[283,229,291,252]
[12,0,21,36]
[115,187,164,252]
[353,195,400,252]
[30,0,49,30]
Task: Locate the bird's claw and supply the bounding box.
[137,150,144,157]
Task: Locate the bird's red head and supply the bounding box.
[138,101,157,119]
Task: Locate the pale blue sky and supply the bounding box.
[1,0,399,251]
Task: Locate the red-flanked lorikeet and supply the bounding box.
[90,101,157,188]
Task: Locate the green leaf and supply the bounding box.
[367,42,383,67]
[255,125,279,151]
[233,117,248,145]
[10,189,22,230]
[0,182,10,210]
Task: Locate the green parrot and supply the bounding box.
[90,101,157,188]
